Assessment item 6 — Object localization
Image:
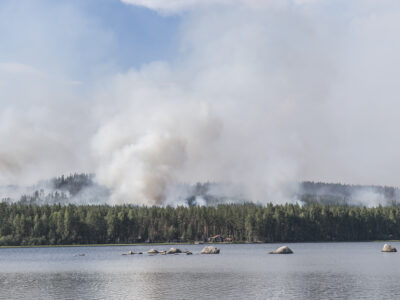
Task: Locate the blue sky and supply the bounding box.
[76,0,181,69]
[0,0,180,81]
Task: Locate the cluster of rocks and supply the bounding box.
[147,246,220,255]
[267,243,398,254]
[147,248,194,255]
[123,246,220,256]
[122,243,398,257]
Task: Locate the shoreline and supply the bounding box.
[1,240,399,249]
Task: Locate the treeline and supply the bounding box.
[4,173,400,207]
[300,181,400,205]
[52,173,95,196]
[1,203,400,246]
[2,174,109,205]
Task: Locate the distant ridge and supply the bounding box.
[1,174,400,207]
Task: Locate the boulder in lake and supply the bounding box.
[201,246,220,254]
[382,244,397,252]
[167,248,182,254]
[269,246,293,254]
[147,249,159,254]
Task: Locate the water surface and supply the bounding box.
[1,242,399,299]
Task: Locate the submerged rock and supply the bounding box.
[147,249,159,254]
[122,250,140,255]
[201,246,220,254]
[269,246,293,254]
[382,244,397,252]
[167,248,182,254]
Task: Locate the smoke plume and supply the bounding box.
[2,0,400,205]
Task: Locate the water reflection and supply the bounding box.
[1,243,400,299]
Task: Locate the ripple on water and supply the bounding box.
[1,243,400,299]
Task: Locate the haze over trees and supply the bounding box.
[2,173,400,207]
[1,174,109,205]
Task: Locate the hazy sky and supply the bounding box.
[0,0,179,186]
[2,0,400,204]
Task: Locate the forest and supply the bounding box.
[1,202,400,246]
[2,174,400,246]
[3,173,400,206]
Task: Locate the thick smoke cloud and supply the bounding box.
[0,76,93,186]
[91,67,223,205]
[2,0,400,206]
[92,1,335,205]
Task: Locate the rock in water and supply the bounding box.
[167,248,182,254]
[147,249,159,254]
[382,244,397,252]
[269,246,293,254]
[201,246,220,254]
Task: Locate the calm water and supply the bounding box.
[1,242,400,299]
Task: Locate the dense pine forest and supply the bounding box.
[2,174,400,246]
[1,202,400,246]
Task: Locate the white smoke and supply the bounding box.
[91,3,326,205]
[92,68,223,205]
[3,1,400,206]
[351,189,387,208]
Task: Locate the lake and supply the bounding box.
[1,242,400,299]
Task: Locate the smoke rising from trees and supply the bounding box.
[2,1,400,205]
